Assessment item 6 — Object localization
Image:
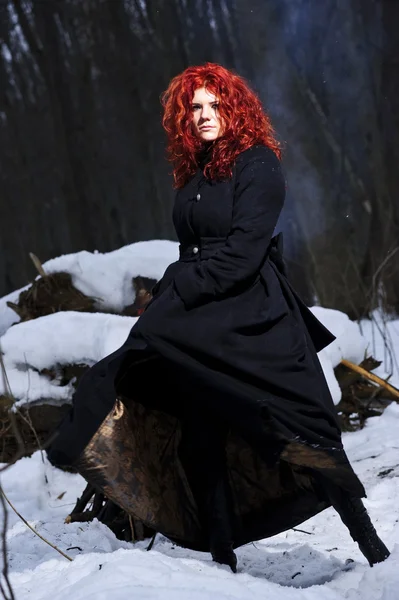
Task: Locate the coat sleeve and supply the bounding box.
[173,147,286,309]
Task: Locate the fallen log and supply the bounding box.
[7,253,97,322]
[340,358,399,399]
[335,357,397,432]
[7,252,157,321]
[336,357,381,390]
[0,399,71,462]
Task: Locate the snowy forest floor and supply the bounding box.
[2,402,399,600]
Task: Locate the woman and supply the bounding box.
[46,63,389,573]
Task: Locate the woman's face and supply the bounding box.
[191,87,223,141]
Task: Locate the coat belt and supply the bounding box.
[178,238,227,261]
[178,232,287,276]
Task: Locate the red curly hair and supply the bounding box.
[161,62,282,188]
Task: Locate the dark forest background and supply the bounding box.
[0,0,398,319]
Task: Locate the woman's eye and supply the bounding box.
[212,103,219,110]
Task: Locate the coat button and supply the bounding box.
[192,246,199,254]
[196,193,201,201]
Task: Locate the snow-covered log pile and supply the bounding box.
[0,241,177,461]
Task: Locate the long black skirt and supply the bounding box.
[63,338,365,553]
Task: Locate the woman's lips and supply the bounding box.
[200,126,214,130]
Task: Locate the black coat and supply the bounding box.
[47,145,365,551]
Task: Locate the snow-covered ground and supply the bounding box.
[1,404,398,600]
[1,240,399,598]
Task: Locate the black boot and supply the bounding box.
[336,495,390,567]
[323,480,390,567]
[210,542,237,573]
